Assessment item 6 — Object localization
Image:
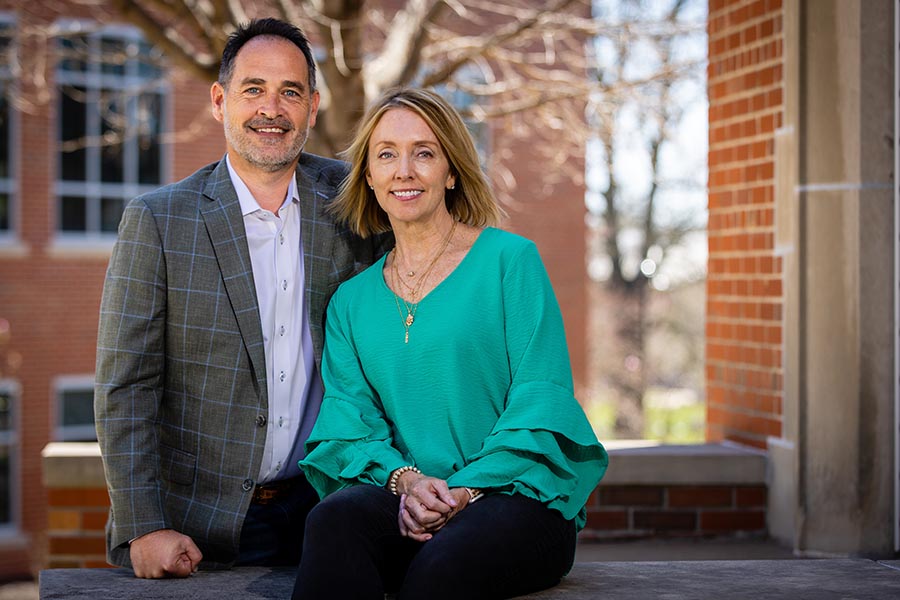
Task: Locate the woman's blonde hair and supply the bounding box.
[331,87,504,237]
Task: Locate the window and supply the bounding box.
[0,381,18,532]
[0,17,15,239]
[55,25,168,237]
[55,376,96,442]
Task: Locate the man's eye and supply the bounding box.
[284,89,300,97]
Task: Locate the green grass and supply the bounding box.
[585,387,705,444]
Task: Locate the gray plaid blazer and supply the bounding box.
[94,154,386,568]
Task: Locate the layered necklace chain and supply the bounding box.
[390,220,458,344]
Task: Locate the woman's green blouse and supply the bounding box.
[300,227,608,528]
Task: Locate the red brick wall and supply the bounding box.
[40,464,767,567]
[705,0,784,448]
[583,483,767,539]
[0,4,223,578]
[45,488,111,569]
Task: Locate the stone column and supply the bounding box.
[770,0,895,556]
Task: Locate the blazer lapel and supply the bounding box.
[200,159,268,403]
[296,156,338,365]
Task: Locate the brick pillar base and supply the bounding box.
[41,443,112,569]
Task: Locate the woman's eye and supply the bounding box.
[378,151,395,159]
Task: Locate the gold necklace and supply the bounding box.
[391,220,458,343]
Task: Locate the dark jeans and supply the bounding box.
[292,485,576,600]
[236,474,319,567]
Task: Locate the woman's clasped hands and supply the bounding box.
[395,472,473,542]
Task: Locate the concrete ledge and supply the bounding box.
[41,441,767,489]
[42,443,105,488]
[40,560,900,599]
[602,441,766,485]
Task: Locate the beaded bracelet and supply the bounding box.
[388,465,422,495]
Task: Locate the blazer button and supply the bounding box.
[256,415,267,427]
[242,479,254,492]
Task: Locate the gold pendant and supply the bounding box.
[405,313,414,327]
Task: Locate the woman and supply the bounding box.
[293,88,608,600]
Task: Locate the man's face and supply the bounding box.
[210,35,319,175]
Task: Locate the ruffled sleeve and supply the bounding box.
[445,240,608,528]
[300,286,409,498]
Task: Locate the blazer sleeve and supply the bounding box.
[94,196,170,549]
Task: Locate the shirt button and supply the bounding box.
[242,479,254,491]
[282,279,288,291]
[278,416,284,427]
[279,325,285,336]
[279,370,285,382]
[256,415,267,427]
[276,461,282,471]
[279,234,285,245]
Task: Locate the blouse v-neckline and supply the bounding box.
[380,227,494,304]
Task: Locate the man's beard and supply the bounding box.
[226,117,308,172]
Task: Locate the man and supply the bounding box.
[94,18,386,578]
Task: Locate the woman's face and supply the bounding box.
[366,108,456,228]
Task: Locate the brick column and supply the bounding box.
[41,443,112,569]
[706,0,785,448]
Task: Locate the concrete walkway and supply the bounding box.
[574,537,798,562]
[39,559,900,599]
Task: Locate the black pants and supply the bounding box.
[292,485,576,600]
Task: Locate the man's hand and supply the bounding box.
[129,529,203,578]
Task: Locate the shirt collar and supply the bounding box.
[225,154,299,217]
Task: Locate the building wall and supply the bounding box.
[0,3,588,578]
[706,0,785,448]
[0,5,224,579]
[709,0,896,556]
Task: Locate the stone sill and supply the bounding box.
[43,440,768,489]
[0,531,30,552]
[42,443,105,488]
[601,441,767,486]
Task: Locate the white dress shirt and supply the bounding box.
[226,156,321,483]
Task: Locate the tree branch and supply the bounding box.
[111,0,218,81]
[420,0,579,88]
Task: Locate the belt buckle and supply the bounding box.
[252,478,295,505]
[252,486,279,505]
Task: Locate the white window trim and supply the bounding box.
[51,20,171,244]
[54,374,96,442]
[0,378,20,537]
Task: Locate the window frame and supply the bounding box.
[0,379,20,536]
[0,13,18,247]
[52,21,171,246]
[54,374,97,442]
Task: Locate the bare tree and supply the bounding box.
[7,1,702,192]
[96,0,601,158]
[586,0,706,438]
